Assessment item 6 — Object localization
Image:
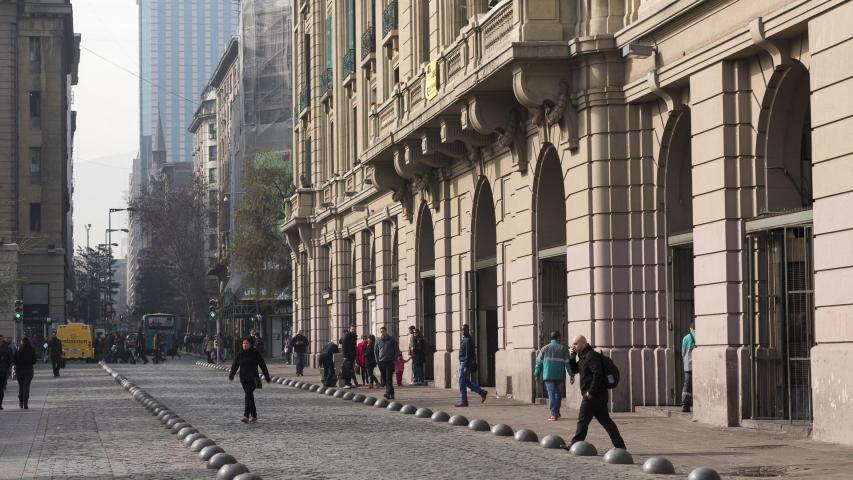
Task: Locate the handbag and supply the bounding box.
[253,376,263,389]
[60,358,66,369]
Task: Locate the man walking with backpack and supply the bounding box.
[568,335,626,450]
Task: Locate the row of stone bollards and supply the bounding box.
[101,361,260,480]
[193,361,723,480]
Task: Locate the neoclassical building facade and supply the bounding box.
[284,0,853,444]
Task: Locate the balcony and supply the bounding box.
[361,24,376,74]
[298,87,310,120]
[342,48,356,94]
[382,1,398,55]
[320,68,333,106]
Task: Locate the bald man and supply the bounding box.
[568,335,626,450]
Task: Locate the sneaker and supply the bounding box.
[480,391,488,403]
[343,385,352,389]
[240,416,249,423]
[454,402,469,407]
[549,416,558,422]
[249,417,257,423]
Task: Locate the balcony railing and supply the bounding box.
[298,87,310,112]
[382,1,398,37]
[361,24,376,60]
[343,48,356,78]
[321,68,333,95]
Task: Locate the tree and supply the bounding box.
[68,246,117,323]
[232,150,294,299]
[129,174,209,330]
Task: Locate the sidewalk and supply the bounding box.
[263,360,853,479]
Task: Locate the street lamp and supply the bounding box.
[106,207,134,327]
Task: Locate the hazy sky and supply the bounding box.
[72,0,138,256]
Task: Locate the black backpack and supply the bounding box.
[599,351,620,389]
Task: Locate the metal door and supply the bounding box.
[747,226,814,421]
[536,256,567,399]
[668,244,694,405]
[418,278,436,381]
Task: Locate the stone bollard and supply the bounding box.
[177,427,199,439]
[183,433,206,447]
[374,398,389,408]
[207,453,237,470]
[363,396,377,406]
[199,445,225,461]
[603,448,633,465]
[468,419,490,432]
[233,473,262,480]
[415,408,433,418]
[688,467,721,480]
[569,441,598,456]
[191,438,216,452]
[642,457,675,475]
[448,415,469,426]
[386,401,403,412]
[216,463,249,480]
[540,434,566,449]
[400,405,417,415]
[430,411,450,422]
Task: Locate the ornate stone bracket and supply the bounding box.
[646,69,685,114]
[462,95,529,173]
[512,64,579,150]
[749,17,790,71]
[393,141,431,179]
[421,129,464,161]
[411,169,439,212]
[296,223,313,259]
[284,230,301,256]
[440,115,488,165]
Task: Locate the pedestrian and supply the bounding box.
[153,333,163,364]
[0,334,13,410]
[214,335,223,364]
[681,324,696,413]
[339,325,359,388]
[290,330,309,376]
[13,337,37,409]
[568,335,626,450]
[408,326,427,386]
[282,334,292,364]
[356,335,369,386]
[228,336,271,423]
[364,334,380,388]
[136,328,149,365]
[394,352,409,387]
[534,331,575,421]
[456,324,488,407]
[374,326,398,400]
[48,331,63,377]
[318,341,339,387]
[205,335,215,363]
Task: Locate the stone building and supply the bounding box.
[189,87,221,273]
[0,0,79,338]
[284,0,853,444]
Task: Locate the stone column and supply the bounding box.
[330,236,350,344]
[374,221,393,334]
[433,184,454,388]
[809,3,853,446]
[309,242,330,364]
[689,60,751,427]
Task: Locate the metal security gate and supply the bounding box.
[668,240,694,405]
[535,253,567,400]
[747,222,814,422]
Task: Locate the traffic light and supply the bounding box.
[14,300,23,321]
[208,298,218,319]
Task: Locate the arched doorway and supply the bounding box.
[534,146,568,400]
[747,62,814,422]
[416,206,436,381]
[468,180,498,387]
[534,146,568,347]
[662,110,694,405]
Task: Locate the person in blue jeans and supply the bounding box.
[290,331,309,376]
[456,324,488,407]
[534,331,575,421]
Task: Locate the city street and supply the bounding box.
[1,360,680,480]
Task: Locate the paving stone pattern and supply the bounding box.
[123,360,674,480]
[0,363,212,480]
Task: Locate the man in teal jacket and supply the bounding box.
[534,331,576,421]
[681,324,696,412]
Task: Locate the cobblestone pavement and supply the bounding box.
[115,359,674,480]
[0,362,213,480]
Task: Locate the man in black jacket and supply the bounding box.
[290,331,309,376]
[374,326,398,400]
[0,335,13,409]
[48,331,63,377]
[456,324,487,407]
[318,341,339,387]
[339,325,359,388]
[229,336,271,423]
[568,335,626,449]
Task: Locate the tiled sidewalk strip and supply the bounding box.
[101,361,261,480]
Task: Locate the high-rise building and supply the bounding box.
[129,0,238,313]
[0,0,79,338]
[285,0,853,445]
[138,0,238,167]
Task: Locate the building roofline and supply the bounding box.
[208,36,240,89]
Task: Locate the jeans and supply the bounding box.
[544,380,564,418]
[241,379,257,418]
[378,360,395,397]
[294,352,304,375]
[681,371,693,407]
[17,372,33,407]
[411,356,424,384]
[364,364,379,386]
[321,358,335,387]
[458,362,485,404]
[570,393,626,449]
[51,356,61,376]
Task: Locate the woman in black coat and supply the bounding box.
[13,337,37,409]
[228,336,271,423]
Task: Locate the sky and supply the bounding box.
[72,0,138,257]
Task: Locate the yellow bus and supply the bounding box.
[56,323,95,361]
